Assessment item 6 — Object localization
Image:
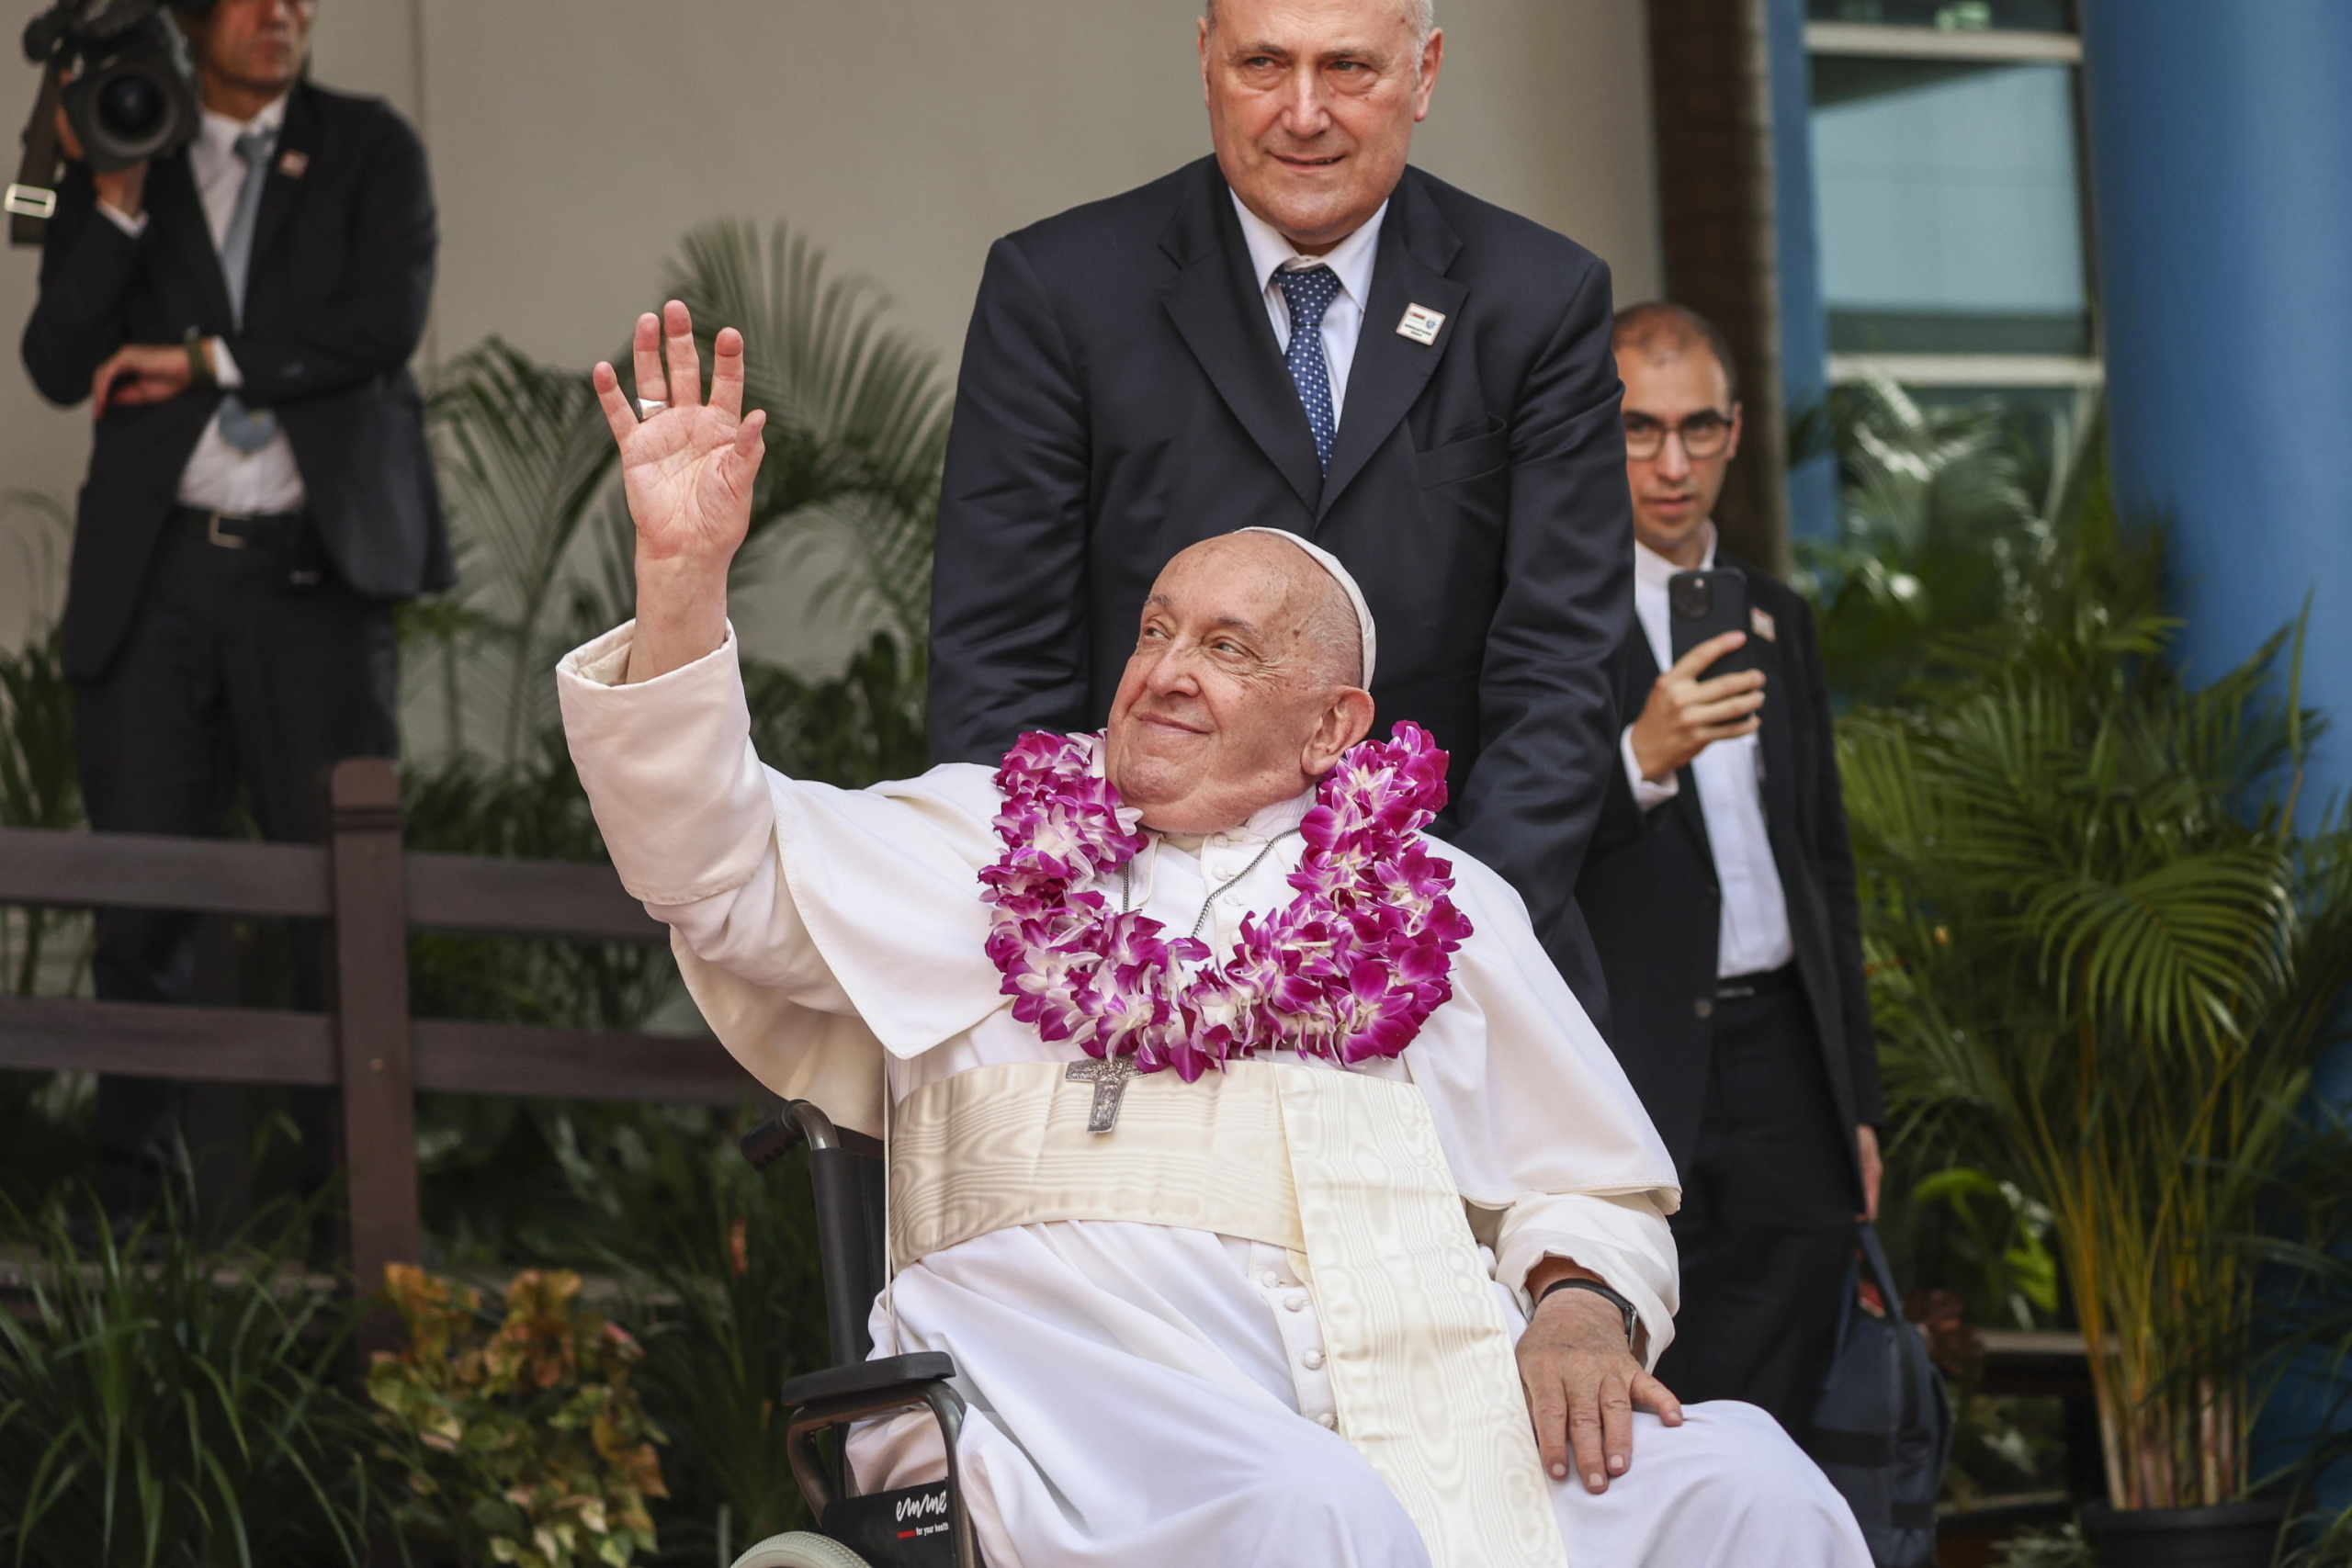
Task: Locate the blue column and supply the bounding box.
[2079,0,2352,807]
[2080,1,2352,1510]
[1766,0,1836,543]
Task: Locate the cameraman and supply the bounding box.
[21,0,446,1217]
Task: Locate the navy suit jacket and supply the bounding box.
[926,155,1634,1020]
[23,80,448,681]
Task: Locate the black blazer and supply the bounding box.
[926,156,1633,1016]
[1576,558,1881,1186]
[23,80,448,682]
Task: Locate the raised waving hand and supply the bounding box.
[592,301,768,682]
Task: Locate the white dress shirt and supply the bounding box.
[1230,192,1386,427]
[1623,525,1796,977]
[97,95,307,515]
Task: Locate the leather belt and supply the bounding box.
[174,504,307,551]
[1715,964,1801,1001]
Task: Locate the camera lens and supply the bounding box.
[1669,576,1713,619]
[96,71,166,140]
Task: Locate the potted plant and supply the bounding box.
[370,1265,669,1568]
[1836,508,2352,1564]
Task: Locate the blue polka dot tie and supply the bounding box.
[1276,265,1341,474]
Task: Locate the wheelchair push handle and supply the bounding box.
[739,1111,803,1171]
[741,1100,879,1171]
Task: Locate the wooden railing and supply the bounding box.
[0,757,758,1292]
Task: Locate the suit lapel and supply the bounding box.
[245,83,318,282]
[1316,171,1466,523]
[1159,160,1324,511]
[1737,567,1803,852]
[147,150,234,333]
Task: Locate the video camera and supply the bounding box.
[8,0,204,243]
[27,0,204,169]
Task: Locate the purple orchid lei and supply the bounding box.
[978,722,1474,1082]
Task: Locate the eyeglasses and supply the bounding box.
[1623,411,1734,461]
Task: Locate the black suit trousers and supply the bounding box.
[74,515,396,1210]
[1652,978,1857,1443]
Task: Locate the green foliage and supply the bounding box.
[1990,1522,2094,1568]
[0,1190,381,1566]
[1839,497,2352,1508]
[660,220,949,646]
[2289,1504,2352,1566]
[409,220,949,772]
[0,583,84,1001]
[1905,1166,2060,1332]
[369,1266,666,1568]
[743,630,930,791]
[611,1146,832,1554]
[401,734,675,1032]
[1792,379,2098,705]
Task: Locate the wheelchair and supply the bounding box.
[728,1101,982,1568]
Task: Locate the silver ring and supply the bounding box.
[637,398,666,419]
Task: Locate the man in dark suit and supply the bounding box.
[1576,302,1883,1442]
[22,0,446,1211]
[926,0,1632,1021]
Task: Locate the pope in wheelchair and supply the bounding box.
[560,303,1871,1568]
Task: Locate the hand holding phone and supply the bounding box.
[1629,631,1767,784]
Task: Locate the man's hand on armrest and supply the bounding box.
[1516,1256,1683,1495]
[591,300,767,684]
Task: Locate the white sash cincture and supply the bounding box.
[888,1060,1567,1568]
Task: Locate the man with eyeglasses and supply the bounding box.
[1574,303,1883,1451]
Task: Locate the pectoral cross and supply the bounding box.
[1066,1055,1140,1134]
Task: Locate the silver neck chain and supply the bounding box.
[1120,829,1302,940]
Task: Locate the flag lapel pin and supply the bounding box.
[1751,607,1778,642]
[1396,303,1446,345]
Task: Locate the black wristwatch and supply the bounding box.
[1536,1277,1639,1349]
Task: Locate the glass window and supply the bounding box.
[1810,57,2089,356]
[1806,0,2074,30]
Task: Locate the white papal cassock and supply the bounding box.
[558,622,1870,1568]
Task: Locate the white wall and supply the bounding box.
[0,0,1657,659]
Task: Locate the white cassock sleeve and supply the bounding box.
[1402,852,1686,1364]
[556,622,1010,1135]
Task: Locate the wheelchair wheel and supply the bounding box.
[729,1532,874,1568]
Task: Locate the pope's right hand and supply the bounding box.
[594,299,768,572]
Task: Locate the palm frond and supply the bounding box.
[662,219,950,646]
[1838,495,2352,1509]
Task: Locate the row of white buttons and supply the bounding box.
[1250,1242,1338,1429]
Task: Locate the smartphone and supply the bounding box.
[1667,569,1755,679]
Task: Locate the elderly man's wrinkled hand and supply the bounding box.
[1516,1286,1682,1494]
[592,300,768,683]
[593,300,767,570]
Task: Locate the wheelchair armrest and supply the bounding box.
[782,1350,974,1565]
[781,1351,957,1410]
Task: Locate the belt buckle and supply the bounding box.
[205,511,250,549]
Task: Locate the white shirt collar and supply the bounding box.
[198,90,292,155]
[1634,523,1717,593]
[1227,785,1317,843]
[1229,190,1387,312]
